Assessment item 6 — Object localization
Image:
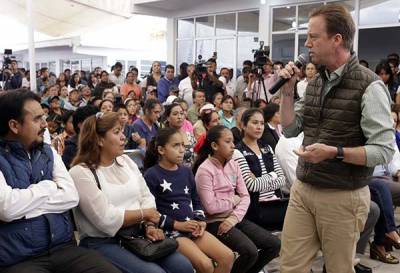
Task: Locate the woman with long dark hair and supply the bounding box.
[233,108,287,231]
[193,125,280,273]
[69,112,193,273]
[143,127,234,273]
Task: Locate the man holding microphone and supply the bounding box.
[278,4,394,273]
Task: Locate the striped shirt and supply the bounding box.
[233,149,286,202]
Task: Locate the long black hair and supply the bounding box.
[144,127,180,171]
[192,125,228,174]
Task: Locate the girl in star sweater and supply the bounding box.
[144,127,234,273]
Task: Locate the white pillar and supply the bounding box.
[27,0,36,92]
[166,18,176,66]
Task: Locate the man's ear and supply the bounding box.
[8,119,20,135]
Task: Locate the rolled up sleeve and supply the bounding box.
[361,80,395,167]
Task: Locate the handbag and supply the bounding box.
[89,168,178,262]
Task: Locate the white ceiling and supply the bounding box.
[0,0,133,37]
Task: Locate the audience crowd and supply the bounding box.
[1,25,400,273]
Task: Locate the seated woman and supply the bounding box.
[115,104,145,150]
[144,127,234,273]
[368,178,400,264]
[69,112,193,273]
[99,99,114,114]
[125,97,140,125]
[193,125,281,273]
[233,108,287,231]
[163,103,196,168]
[133,99,161,144]
[218,95,236,129]
[260,103,281,151]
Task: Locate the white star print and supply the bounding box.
[160,179,172,192]
[185,217,191,221]
[171,202,179,210]
[184,186,189,194]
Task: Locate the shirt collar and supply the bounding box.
[325,63,346,82]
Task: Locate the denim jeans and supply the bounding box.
[369,178,398,245]
[79,237,193,273]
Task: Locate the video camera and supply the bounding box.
[194,52,217,89]
[251,41,270,75]
[2,49,14,69]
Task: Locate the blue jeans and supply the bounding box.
[369,178,398,245]
[79,237,193,273]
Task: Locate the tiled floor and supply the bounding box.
[264,208,400,273]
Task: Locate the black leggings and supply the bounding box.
[207,219,280,273]
[252,199,289,231]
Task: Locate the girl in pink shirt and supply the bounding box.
[194,125,280,273]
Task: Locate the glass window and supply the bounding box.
[358,27,400,70]
[177,39,194,66]
[360,0,400,26]
[81,59,92,73]
[298,34,308,56]
[237,36,259,70]
[35,63,40,71]
[298,3,323,30]
[216,39,234,71]
[48,61,56,74]
[196,39,214,61]
[71,60,80,72]
[272,6,296,32]
[40,62,47,69]
[91,58,103,70]
[127,60,137,71]
[196,16,214,37]
[178,18,194,38]
[272,33,295,64]
[216,13,236,36]
[238,11,259,35]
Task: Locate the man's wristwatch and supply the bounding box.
[336,146,344,161]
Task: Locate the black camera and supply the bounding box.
[2,49,13,69]
[195,54,207,75]
[251,41,270,74]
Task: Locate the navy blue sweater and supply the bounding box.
[144,164,205,231]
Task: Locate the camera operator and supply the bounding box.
[245,59,279,103]
[0,60,23,90]
[203,58,224,102]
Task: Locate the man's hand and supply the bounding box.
[278,62,301,97]
[174,220,199,232]
[192,221,206,237]
[294,144,337,164]
[217,220,234,236]
[145,226,165,241]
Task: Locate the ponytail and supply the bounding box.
[192,125,227,175]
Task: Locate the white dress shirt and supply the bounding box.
[69,155,156,239]
[0,147,79,222]
[178,76,194,106]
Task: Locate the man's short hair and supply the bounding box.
[114,62,123,69]
[242,67,252,74]
[309,3,355,51]
[165,64,175,72]
[0,90,41,137]
[40,67,48,74]
[192,89,205,100]
[72,105,98,134]
[243,60,253,67]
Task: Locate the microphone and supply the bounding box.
[269,54,308,95]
